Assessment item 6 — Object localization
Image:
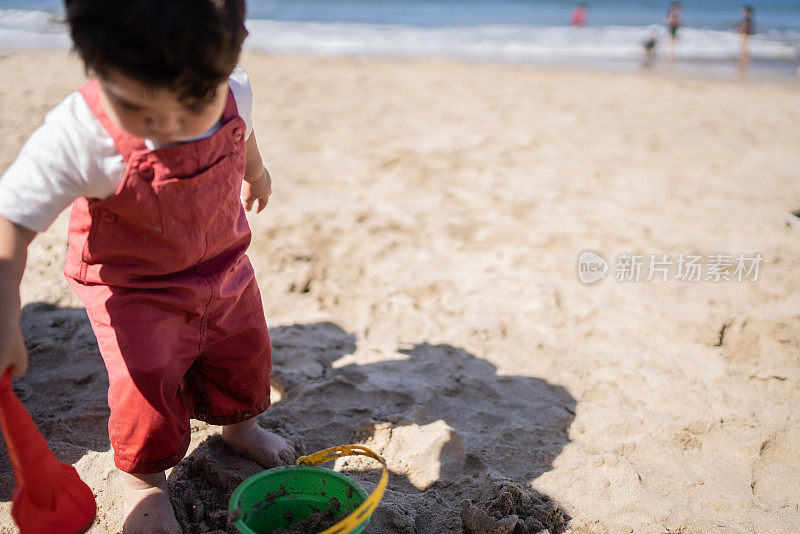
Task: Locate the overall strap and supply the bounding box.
[79,79,147,162]
[221,86,239,123]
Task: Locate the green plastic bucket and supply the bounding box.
[228,445,387,534]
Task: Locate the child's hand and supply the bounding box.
[0,317,27,377]
[242,168,272,214]
[0,216,34,377]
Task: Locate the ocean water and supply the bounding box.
[1,0,798,77]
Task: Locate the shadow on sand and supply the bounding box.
[168,321,575,534]
[0,306,575,532]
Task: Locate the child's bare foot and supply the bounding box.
[121,471,181,534]
[222,416,296,467]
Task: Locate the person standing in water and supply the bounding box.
[737,5,755,75]
[642,32,659,68]
[665,1,682,64]
[570,4,588,27]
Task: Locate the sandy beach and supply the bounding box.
[0,49,799,533]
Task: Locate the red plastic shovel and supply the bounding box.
[0,370,96,533]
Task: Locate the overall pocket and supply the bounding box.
[152,155,244,263]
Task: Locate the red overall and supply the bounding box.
[63,79,272,474]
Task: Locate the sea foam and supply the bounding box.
[1,8,797,69]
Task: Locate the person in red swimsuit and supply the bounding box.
[665,1,682,65]
[0,1,294,532]
[570,3,588,27]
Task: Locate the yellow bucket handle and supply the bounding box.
[296,445,388,534]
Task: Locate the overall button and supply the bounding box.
[101,209,117,223]
[138,165,155,180]
[232,127,244,143]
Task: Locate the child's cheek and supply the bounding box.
[116,111,147,138]
[105,106,135,136]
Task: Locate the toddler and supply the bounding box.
[0,1,295,532]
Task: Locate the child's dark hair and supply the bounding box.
[64,0,248,104]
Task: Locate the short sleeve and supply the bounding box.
[0,92,124,232]
[228,66,254,140]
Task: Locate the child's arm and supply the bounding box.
[241,131,272,214]
[0,216,35,376]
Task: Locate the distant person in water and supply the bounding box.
[570,3,588,27]
[642,32,658,68]
[737,5,755,74]
[665,1,681,64]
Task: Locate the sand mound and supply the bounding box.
[461,480,569,534]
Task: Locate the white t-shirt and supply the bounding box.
[0,66,254,233]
